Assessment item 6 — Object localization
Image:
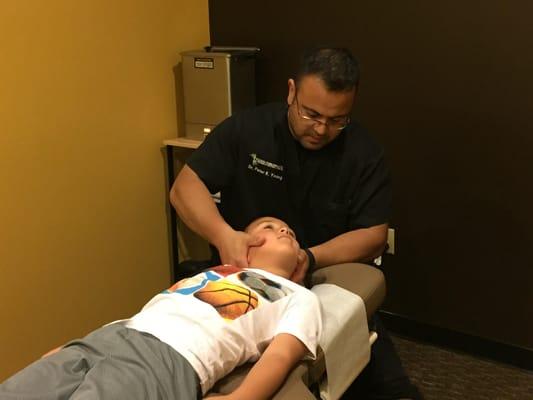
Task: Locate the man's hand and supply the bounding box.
[290,249,310,284]
[216,229,265,268]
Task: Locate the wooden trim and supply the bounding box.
[163,137,202,149]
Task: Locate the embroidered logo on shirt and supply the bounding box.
[248,153,284,181]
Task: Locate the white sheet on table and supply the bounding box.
[311,283,371,400]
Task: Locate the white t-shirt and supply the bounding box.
[123,265,322,394]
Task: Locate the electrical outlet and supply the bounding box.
[386,228,395,255]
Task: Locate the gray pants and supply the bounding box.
[0,324,200,400]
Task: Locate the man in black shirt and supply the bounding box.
[171,47,421,399]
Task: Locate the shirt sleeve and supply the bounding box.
[186,116,240,194]
[349,146,392,229]
[274,289,322,359]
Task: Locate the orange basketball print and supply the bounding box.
[194,280,259,320]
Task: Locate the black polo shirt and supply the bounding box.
[186,102,391,248]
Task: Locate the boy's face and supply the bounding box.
[246,217,300,260]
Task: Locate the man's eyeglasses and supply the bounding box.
[294,95,350,131]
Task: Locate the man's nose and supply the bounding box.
[279,227,288,234]
[313,122,328,136]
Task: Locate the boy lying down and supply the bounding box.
[0,216,322,400]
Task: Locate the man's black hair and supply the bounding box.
[295,47,360,92]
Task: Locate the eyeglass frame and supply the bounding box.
[293,93,351,131]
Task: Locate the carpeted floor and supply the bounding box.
[391,335,533,400]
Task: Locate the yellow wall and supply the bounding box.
[0,0,209,380]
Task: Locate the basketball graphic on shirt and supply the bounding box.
[194,280,259,320]
[210,264,242,276]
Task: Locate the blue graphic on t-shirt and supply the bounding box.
[164,270,221,295]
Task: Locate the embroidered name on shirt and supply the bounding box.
[248,153,284,181]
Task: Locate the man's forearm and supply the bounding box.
[311,223,388,269]
[169,165,232,247]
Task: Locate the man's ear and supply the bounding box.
[287,79,296,105]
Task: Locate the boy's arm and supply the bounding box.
[210,333,308,400]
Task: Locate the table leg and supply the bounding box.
[166,145,179,282]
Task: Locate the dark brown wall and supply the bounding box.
[209,1,533,349]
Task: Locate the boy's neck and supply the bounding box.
[247,254,294,280]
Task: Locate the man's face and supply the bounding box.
[287,75,355,150]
